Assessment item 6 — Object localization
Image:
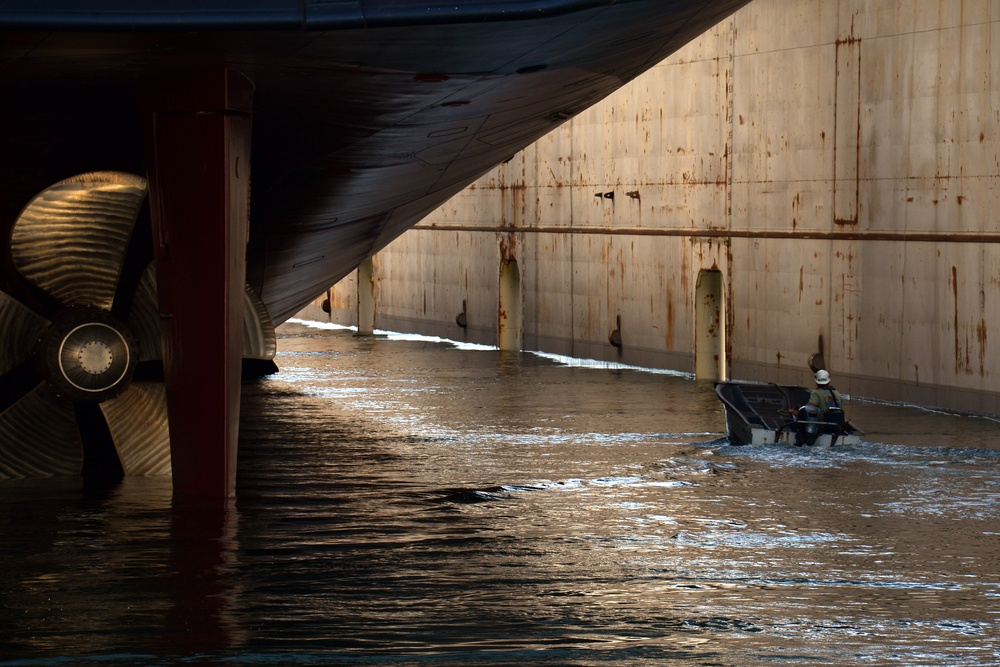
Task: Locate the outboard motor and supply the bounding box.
[795,405,821,446]
[825,407,845,426]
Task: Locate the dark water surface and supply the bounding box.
[2,320,999,666]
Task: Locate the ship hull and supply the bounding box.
[0,0,751,496]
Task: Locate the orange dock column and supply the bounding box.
[145,69,254,499]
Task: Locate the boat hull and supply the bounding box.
[717,381,864,447]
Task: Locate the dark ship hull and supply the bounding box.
[0,0,750,497]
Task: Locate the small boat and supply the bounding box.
[715,381,864,447]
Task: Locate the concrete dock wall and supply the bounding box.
[311,0,1000,416]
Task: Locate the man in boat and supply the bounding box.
[796,370,846,445]
[807,370,844,419]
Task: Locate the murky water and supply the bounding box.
[2,320,999,666]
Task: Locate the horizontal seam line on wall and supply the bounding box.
[411,225,1000,243]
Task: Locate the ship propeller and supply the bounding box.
[0,172,276,483]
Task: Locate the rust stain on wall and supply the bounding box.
[833,16,861,227]
[499,232,517,261]
[952,265,963,374]
[665,295,675,349]
[977,319,988,377]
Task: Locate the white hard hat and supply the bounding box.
[815,369,830,385]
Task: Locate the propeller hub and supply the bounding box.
[78,340,115,375]
[38,309,138,402]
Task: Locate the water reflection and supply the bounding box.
[1,321,998,665]
[163,501,244,655]
[0,476,245,659]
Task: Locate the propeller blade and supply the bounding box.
[0,289,49,375]
[129,264,276,373]
[74,401,125,485]
[10,171,147,311]
[127,263,162,362]
[0,359,44,415]
[243,284,277,361]
[111,199,153,321]
[99,382,171,477]
[0,384,82,479]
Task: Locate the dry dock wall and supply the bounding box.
[309,0,1000,416]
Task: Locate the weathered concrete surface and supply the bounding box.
[314,0,1000,416]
